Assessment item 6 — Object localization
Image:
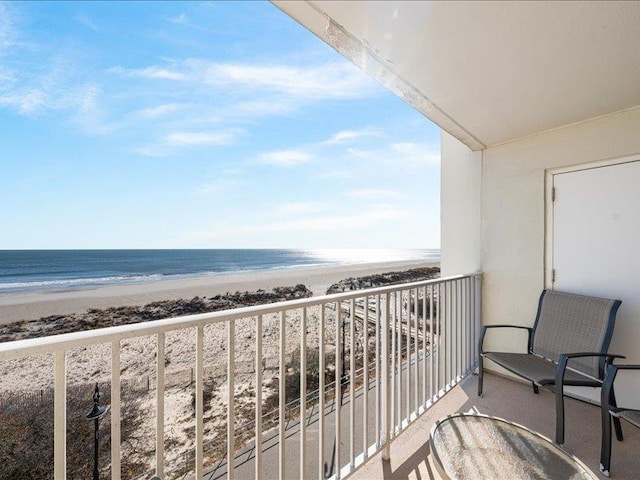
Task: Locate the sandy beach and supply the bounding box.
[0,260,437,325]
[0,260,439,477]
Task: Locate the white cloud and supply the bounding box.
[195,165,245,195]
[74,14,99,31]
[341,142,440,167]
[0,67,14,83]
[196,179,238,195]
[346,189,402,199]
[197,62,376,99]
[167,130,238,146]
[346,148,368,159]
[109,60,380,100]
[0,13,105,124]
[0,80,102,120]
[0,89,45,114]
[134,103,185,119]
[221,168,243,176]
[0,3,19,49]
[280,202,328,214]
[133,146,168,158]
[314,169,353,180]
[133,129,240,156]
[167,13,210,32]
[324,127,381,145]
[108,65,188,81]
[227,98,295,118]
[100,61,379,138]
[169,13,188,26]
[195,207,409,239]
[258,149,313,167]
[390,142,440,166]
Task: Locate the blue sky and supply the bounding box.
[0,1,440,250]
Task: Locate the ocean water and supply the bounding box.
[0,249,440,293]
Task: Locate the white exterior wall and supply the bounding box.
[440,131,482,277]
[480,106,640,357]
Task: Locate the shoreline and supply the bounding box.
[0,260,438,325]
[0,260,440,476]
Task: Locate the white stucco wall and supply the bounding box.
[440,131,482,277]
[480,106,640,356]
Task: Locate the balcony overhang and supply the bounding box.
[274,1,640,151]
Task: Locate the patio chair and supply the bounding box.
[600,364,640,477]
[478,289,623,444]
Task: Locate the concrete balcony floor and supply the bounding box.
[351,372,640,480]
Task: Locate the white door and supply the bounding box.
[552,159,640,407]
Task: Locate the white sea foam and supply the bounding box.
[0,274,165,292]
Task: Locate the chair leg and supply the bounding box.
[600,407,613,477]
[478,355,484,397]
[532,382,539,394]
[555,383,565,444]
[609,385,624,441]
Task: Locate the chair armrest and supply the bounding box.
[610,407,640,416]
[559,352,625,360]
[478,325,533,355]
[605,364,640,370]
[556,353,626,387]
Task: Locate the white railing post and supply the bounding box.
[374,294,380,449]
[413,288,419,414]
[454,281,459,384]
[363,295,369,457]
[300,308,307,480]
[318,305,325,480]
[422,286,428,408]
[334,301,342,479]
[396,291,402,431]
[406,289,411,420]
[475,274,482,365]
[437,283,442,395]
[196,325,205,479]
[255,315,263,480]
[111,341,121,480]
[279,312,286,479]
[444,282,450,389]
[54,351,66,480]
[381,293,391,461]
[429,284,435,401]
[390,293,396,433]
[466,277,471,372]
[225,320,234,480]
[156,332,165,478]
[349,298,355,468]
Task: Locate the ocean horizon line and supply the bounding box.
[0,248,440,294]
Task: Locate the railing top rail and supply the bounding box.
[0,272,481,360]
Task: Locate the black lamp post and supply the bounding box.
[85,383,107,480]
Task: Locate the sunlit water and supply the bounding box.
[0,249,440,293]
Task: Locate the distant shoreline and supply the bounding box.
[0,260,439,325]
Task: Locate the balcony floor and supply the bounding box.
[351,372,640,479]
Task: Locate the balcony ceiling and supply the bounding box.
[274,1,640,151]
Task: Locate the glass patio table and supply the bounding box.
[430,414,598,480]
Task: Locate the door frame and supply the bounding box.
[544,153,640,290]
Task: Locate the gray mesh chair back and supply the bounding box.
[532,290,620,379]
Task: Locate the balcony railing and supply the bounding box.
[0,272,481,480]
